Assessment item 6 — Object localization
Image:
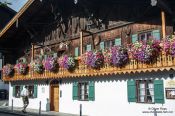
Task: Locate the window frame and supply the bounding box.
[28,85,35,98]
[14,86,21,98]
[104,39,115,49]
[78,82,89,101]
[138,31,153,42]
[136,80,154,103]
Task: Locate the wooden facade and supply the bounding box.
[1,0,175,81]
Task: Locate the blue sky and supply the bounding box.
[0,0,28,12]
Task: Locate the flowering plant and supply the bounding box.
[81,50,104,69]
[103,48,112,65]
[58,55,75,70]
[15,57,28,75]
[163,35,175,57]
[3,64,14,77]
[130,39,161,63]
[43,57,57,71]
[111,46,129,67]
[30,58,43,73]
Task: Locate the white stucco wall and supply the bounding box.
[8,70,175,116]
[59,71,175,116]
[9,81,50,111]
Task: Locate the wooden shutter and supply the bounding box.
[100,42,104,50]
[0,59,2,70]
[53,53,57,58]
[13,86,15,97]
[132,34,138,43]
[75,47,79,57]
[44,55,47,60]
[20,86,23,97]
[73,82,78,100]
[115,38,121,46]
[152,30,160,40]
[89,81,95,101]
[86,44,91,51]
[34,85,38,98]
[154,80,164,104]
[127,80,136,102]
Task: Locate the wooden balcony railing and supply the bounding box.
[3,51,175,81]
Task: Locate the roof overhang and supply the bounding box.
[0,0,34,38]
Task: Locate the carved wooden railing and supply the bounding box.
[3,51,175,81]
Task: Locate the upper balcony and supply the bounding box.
[2,51,175,82]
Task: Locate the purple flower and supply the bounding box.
[111,46,129,67]
[43,57,57,71]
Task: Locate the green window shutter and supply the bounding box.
[115,38,121,46]
[154,80,164,104]
[20,86,23,92]
[152,30,160,40]
[75,47,79,57]
[20,86,23,97]
[44,55,47,60]
[34,85,38,98]
[127,80,136,102]
[86,44,91,51]
[73,82,78,100]
[89,81,95,101]
[13,86,16,97]
[132,34,138,43]
[100,42,104,50]
[53,53,57,58]
[0,59,2,70]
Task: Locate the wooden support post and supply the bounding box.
[161,11,166,38]
[80,31,83,55]
[32,43,34,61]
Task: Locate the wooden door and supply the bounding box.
[50,85,59,111]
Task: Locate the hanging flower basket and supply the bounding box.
[30,58,44,74]
[58,55,76,71]
[43,57,58,71]
[15,57,28,75]
[130,39,161,63]
[163,35,175,57]
[111,46,129,67]
[81,50,104,69]
[103,48,112,65]
[3,64,14,77]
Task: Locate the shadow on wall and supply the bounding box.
[46,98,50,112]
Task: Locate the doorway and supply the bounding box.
[50,80,59,112]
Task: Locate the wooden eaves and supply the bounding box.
[0,0,34,38]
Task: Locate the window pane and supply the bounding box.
[78,82,89,100]
[140,89,145,95]
[140,96,145,102]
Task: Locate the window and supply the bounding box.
[104,40,115,49]
[136,80,154,103]
[127,80,164,104]
[138,31,152,42]
[28,85,34,98]
[132,30,160,43]
[78,82,89,100]
[13,86,21,98]
[13,85,37,98]
[73,81,95,101]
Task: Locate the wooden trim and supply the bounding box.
[161,11,166,38]
[80,31,83,55]
[0,0,34,38]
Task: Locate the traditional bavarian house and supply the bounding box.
[1,0,175,116]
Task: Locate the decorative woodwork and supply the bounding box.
[3,51,175,82]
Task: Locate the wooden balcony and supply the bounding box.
[3,51,175,81]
